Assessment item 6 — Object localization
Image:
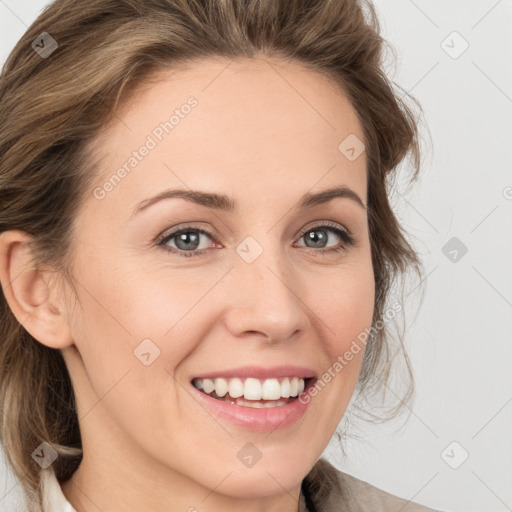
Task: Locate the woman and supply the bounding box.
[0,0,442,511]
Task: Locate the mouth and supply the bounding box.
[191,376,317,408]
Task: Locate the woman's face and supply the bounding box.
[60,57,374,508]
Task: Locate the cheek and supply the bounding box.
[315,264,375,347]
[66,277,180,441]
[66,262,225,425]
[310,269,375,399]
[114,263,223,334]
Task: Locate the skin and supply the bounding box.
[0,56,375,512]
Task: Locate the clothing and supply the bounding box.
[299,458,443,511]
[44,457,442,512]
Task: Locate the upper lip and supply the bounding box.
[191,365,317,381]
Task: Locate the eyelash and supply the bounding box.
[156,222,355,259]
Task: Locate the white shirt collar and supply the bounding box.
[43,470,76,512]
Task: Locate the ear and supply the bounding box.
[0,230,74,349]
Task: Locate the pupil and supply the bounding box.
[177,231,199,250]
[306,229,327,248]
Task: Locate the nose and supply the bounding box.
[222,246,310,343]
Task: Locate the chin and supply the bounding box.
[213,469,303,499]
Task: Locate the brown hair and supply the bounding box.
[0,0,425,509]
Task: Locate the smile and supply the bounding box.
[192,376,309,404]
[190,376,317,431]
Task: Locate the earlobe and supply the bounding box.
[0,230,74,349]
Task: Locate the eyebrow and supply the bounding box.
[130,184,366,219]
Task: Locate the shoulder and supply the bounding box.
[303,457,445,512]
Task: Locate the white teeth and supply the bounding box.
[214,378,229,397]
[281,377,291,398]
[234,397,290,408]
[261,378,281,400]
[244,378,261,400]
[202,378,215,394]
[192,376,308,400]
[289,377,299,396]
[228,378,244,398]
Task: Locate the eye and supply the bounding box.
[157,222,355,258]
[157,225,218,258]
[295,222,355,255]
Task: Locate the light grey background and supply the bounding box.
[1,1,511,511]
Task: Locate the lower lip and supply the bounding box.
[190,380,315,432]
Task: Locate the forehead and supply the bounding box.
[87,57,367,215]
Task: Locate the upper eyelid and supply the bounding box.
[157,225,215,244]
[297,221,350,236]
